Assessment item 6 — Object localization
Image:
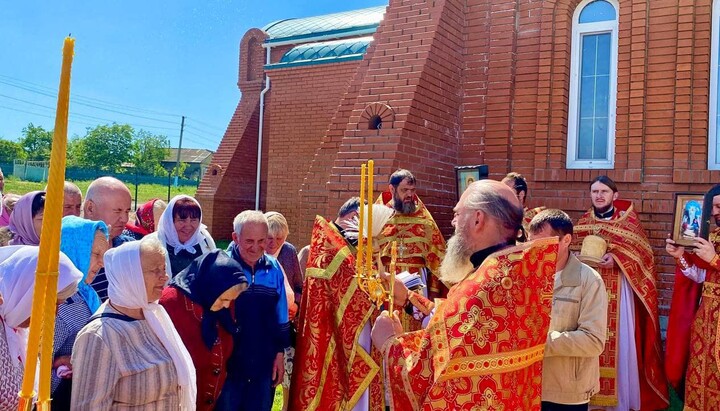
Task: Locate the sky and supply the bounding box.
[0,0,386,151]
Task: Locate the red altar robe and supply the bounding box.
[376,193,447,331]
[665,228,720,409]
[574,200,668,409]
[384,237,558,411]
[289,216,384,411]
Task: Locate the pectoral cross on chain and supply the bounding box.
[397,241,407,259]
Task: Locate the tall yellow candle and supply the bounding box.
[389,241,397,310]
[366,160,374,275]
[19,37,74,411]
[356,164,366,275]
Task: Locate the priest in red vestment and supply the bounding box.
[573,176,668,410]
[375,169,446,331]
[289,198,394,411]
[371,179,558,411]
[665,184,720,410]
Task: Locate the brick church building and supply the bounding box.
[196,0,720,321]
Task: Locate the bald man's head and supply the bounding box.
[83,177,132,240]
[470,179,521,205]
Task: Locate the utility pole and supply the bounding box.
[175,115,186,180]
[168,115,185,201]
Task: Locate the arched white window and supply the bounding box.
[709,0,720,169]
[566,0,619,169]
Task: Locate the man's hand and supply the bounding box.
[378,270,409,307]
[271,352,284,387]
[665,236,685,259]
[693,237,718,263]
[288,302,299,321]
[597,253,616,269]
[53,355,72,370]
[371,310,403,352]
[56,365,73,379]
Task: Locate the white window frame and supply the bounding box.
[709,0,720,169]
[566,0,619,169]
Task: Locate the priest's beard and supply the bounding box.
[393,196,416,215]
[438,228,475,285]
[593,203,613,215]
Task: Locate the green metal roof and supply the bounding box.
[263,5,386,44]
[266,36,373,69]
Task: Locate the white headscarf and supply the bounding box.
[157,195,208,255]
[0,246,82,369]
[105,241,196,410]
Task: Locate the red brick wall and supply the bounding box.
[299,0,465,245]
[476,0,715,318]
[263,62,362,246]
[197,29,267,240]
[207,0,720,322]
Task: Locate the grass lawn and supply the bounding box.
[4,176,197,208]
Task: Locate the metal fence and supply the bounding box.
[13,160,49,181]
[11,160,198,186]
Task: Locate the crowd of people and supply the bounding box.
[0,163,718,411]
[0,169,299,410]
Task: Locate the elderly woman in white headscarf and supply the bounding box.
[0,246,82,409]
[71,237,196,410]
[149,195,216,277]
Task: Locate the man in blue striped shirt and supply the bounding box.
[83,177,134,301]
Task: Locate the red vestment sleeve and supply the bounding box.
[664,265,702,395]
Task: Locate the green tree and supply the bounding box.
[66,136,84,167]
[131,130,170,176]
[19,123,53,161]
[175,161,189,178]
[162,161,188,178]
[76,123,134,172]
[0,138,26,163]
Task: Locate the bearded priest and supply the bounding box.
[371,179,558,410]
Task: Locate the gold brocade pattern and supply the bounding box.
[375,194,447,329]
[439,344,546,381]
[289,216,384,411]
[522,206,547,232]
[684,229,720,410]
[385,238,558,411]
[574,200,668,409]
[684,279,720,410]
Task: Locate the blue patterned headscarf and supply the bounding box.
[60,216,109,312]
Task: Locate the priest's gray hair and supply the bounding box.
[233,210,268,236]
[464,186,523,241]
